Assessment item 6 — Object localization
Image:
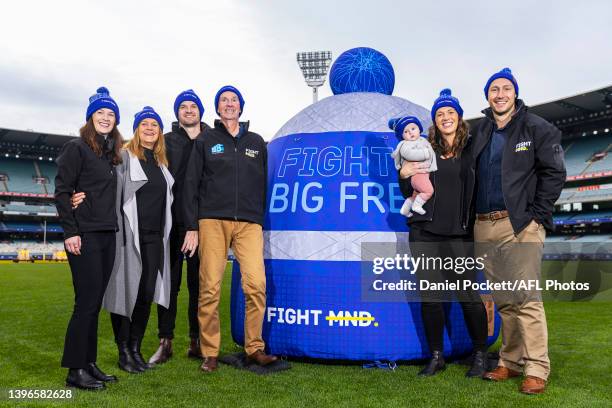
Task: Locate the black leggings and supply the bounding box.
[62,231,115,368]
[111,231,162,343]
[409,226,488,353]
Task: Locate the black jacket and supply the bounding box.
[55,135,118,239]
[399,135,476,234]
[470,99,566,233]
[165,121,209,227]
[183,120,268,229]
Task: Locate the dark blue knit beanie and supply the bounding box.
[214,85,245,116]
[86,86,120,124]
[431,88,463,120]
[388,116,423,140]
[174,89,204,120]
[484,67,519,98]
[133,106,164,133]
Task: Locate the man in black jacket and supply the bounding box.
[182,85,276,372]
[471,68,566,394]
[149,90,210,365]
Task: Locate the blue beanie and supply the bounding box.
[133,106,164,133]
[431,88,463,121]
[484,67,519,98]
[173,89,204,120]
[214,85,245,116]
[86,86,120,125]
[388,116,423,140]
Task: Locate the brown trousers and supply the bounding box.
[474,217,550,380]
[198,219,266,357]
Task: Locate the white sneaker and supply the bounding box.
[411,196,427,215]
[400,198,413,217]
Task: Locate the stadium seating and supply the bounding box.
[563,135,611,177]
[36,160,58,191]
[0,158,42,193]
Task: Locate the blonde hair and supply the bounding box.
[125,125,168,167]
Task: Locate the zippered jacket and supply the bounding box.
[183,120,267,230]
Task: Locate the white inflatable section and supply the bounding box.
[264,231,409,261]
[273,92,431,140]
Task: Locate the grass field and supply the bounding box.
[0,262,610,407]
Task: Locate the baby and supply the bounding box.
[389,116,437,217]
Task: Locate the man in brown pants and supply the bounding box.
[182,85,277,372]
[471,68,566,394]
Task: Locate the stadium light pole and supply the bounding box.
[297,51,332,104]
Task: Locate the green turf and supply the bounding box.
[0,262,610,407]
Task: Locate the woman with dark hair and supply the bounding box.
[399,89,489,377]
[74,107,174,373]
[55,87,123,390]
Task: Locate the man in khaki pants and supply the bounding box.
[182,85,277,372]
[471,68,566,394]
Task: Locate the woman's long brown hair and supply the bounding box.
[125,126,168,167]
[428,119,470,158]
[79,118,123,165]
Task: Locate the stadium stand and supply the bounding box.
[562,134,611,177]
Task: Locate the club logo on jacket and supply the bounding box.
[515,141,532,152]
[245,148,259,158]
[212,144,224,154]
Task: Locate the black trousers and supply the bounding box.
[409,226,488,353]
[61,231,115,368]
[111,231,161,343]
[156,226,200,340]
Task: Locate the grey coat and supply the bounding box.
[103,149,174,318]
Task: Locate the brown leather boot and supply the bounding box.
[520,376,546,394]
[148,338,172,365]
[187,338,202,359]
[200,357,218,372]
[246,350,278,366]
[483,366,521,382]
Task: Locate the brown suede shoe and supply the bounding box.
[483,366,521,382]
[148,338,172,365]
[187,338,202,359]
[200,357,218,372]
[246,350,278,366]
[520,376,546,394]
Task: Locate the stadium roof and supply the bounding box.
[468,85,612,131]
[0,127,74,157]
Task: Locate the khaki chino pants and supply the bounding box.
[474,217,550,380]
[198,219,266,357]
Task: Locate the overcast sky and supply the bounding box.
[2,0,611,139]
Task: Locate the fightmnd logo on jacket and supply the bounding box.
[211,143,224,154]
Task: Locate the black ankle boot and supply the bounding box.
[466,350,487,378]
[418,351,446,377]
[87,362,118,382]
[118,342,144,374]
[66,368,105,390]
[129,338,154,370]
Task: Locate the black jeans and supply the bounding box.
[409,226,488,353]
[111,231,161,343]
[61,231,115,368]
[156,226,200,340]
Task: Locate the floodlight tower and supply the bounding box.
[297,51,332,104]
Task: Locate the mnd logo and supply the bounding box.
[211,144,224,154]
[515,141,532,152]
